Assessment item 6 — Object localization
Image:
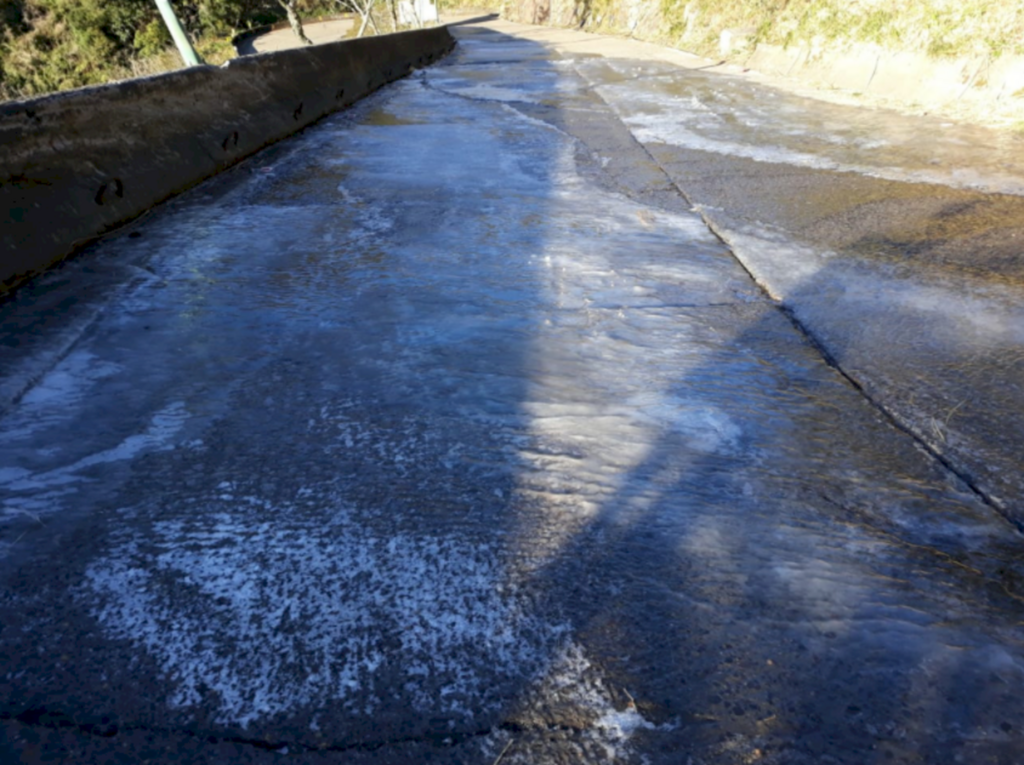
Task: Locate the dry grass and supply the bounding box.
[125,37,237,79]
[2,38,239,101]
[658,0,1024,58]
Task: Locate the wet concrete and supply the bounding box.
[1,20,1024,765]
[570,53,1024,521]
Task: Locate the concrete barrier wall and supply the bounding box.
[0,26,455,292]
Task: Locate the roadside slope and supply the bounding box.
[496,0,1024,128]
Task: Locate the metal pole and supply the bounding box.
[153,0,204,67]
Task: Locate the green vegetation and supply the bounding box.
[7,0,1021,101]
[654,0,1024,59]
[0,0,337,101]
[507,0,1024,61]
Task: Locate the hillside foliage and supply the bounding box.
[502,0,1024,61]
[657,0,1024,58]
[0,0,335,100]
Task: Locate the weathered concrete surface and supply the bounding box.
[0,26,454,293]
[419,16,1024,526]
[2,18,1024,765]
[564,43,1024,524]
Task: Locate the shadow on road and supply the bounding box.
[0,21,1023,765]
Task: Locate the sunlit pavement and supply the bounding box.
[1,20,1023,765]
[236,17,357,55]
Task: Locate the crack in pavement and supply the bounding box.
[2,707,537,755]
[3,705,611,758]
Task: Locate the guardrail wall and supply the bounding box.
[0,26,455,292]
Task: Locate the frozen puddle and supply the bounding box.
[1,397,189,535]
[0,402,187,496]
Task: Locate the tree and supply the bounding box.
[1,0,150,96]
[0,0,331,100]
[276,0,311,44]
[344,0,379,37]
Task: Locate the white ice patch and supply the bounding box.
[627,110,845,172]
[625,392,741,451]
[82,503,571,728]
[500,103,573,140]
[333,184,394,237]
[703,218,830,297]
[427,65,580,106]
[599,84,1024,195]
[443,84,544,103]
[594,706,657,745]
[544,644,655,761]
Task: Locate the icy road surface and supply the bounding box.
[1,20,1023,765]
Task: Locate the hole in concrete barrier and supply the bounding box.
[293,102,304,121]
[94,178,124,206]
[335,88,345,100]
[221,131,239,151]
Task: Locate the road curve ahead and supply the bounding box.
[1,21,1023,765]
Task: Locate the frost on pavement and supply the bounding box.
[83,496,566,728]
[82,491,663,759]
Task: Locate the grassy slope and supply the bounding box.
[663,0,1024,58]
[499,0,1024,60]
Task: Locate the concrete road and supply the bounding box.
[2,19,1024,765]
[237,17,357,55]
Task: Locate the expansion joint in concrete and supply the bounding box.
[573,61,1020,535]
[702,207,1019,534]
